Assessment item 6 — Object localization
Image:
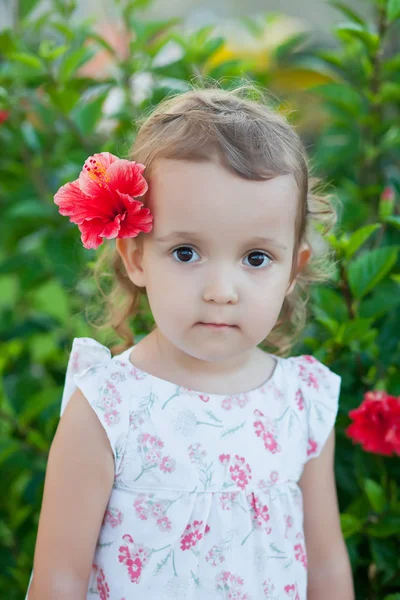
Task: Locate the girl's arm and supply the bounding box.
[28,389,115,600]
[299,430,355,600]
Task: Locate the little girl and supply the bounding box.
[27,87,354,600]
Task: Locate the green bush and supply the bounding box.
[0,0,399,598]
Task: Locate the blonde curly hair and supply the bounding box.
[93,84,336,356]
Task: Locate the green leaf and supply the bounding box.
[0,276,18,309]
[45,85,80,114]
[384,594,400,600]
[312,83,366,117]
[203,37,225,59]
[340,318,375,344]
[311,286,349,323]
[32,280,70,323]
[274,32,309,63]
[370,539,399,583]
[380,126,400,152]
[0,30,18,53]
[340,513,363,538]
[345,224,381,259]
[388,0,400,22]
[19,386,61,427]
[366,515,400,538]
[39,40,69,61]
[359,280,400,318]
[364,479,386,513]
[19,0,41,19]
[379,82,400,103]
[335,23,379,52]
[330,2,365,25]
[386,216,400,230]
[59,47,95,82]
[348,246,399,299]
[7,52,43,70]
[71,89,109,135]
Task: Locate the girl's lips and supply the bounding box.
[198,322,236,328]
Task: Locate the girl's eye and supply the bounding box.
[171,247,272,267]
[244,251,272,268]
[172,246,200,263]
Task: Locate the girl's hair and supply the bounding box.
[93,84,336,356]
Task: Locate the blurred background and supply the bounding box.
[1,0,373,30]
[0,1,399,599]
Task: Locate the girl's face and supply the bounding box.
[118,159,309,363]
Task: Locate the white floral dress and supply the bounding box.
[27,337,341,600]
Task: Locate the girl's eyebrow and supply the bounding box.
[154,232,287,250]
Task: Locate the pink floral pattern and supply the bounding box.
[219,453,252,490]
[102,506,123,528]
[248,493,272,533]
[180,520,210,551]
[285,583,301,599]
[295,389,305,411]
[215,571,252,599]
[294,533,307,569]
[205,533,234,568]
[253,409,281,454]
[135,433,176,481]
[34,338,341,600]
[307,438,319,457]
[221,393,250,411]
[133,494,173,532]
[118,534,151,584]
[93,565,110,600]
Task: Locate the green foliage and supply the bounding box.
[0,0,399,598]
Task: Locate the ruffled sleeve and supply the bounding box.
[293,355,341,461]
[60,337,130,471]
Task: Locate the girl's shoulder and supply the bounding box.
[60,337,131,414]
[278,353,341,461]
[279,353,341,391]
[60,337,135,470]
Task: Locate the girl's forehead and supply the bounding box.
[148,159,299,243]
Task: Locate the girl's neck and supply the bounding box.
[129,328,277,395]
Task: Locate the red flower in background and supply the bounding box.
[54,152,153,249]
[0,110,10,124]
[346,391,400,457]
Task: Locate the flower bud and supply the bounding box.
[379,186,395,220]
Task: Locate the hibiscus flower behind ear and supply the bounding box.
[54,151,153,249]
[346,390,400,457]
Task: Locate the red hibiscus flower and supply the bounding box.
[346,391,400,457]
[0,110,9,124]
[54,152,153,249]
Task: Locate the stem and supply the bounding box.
[151,544,171,554]
[172,550,177,577]
[133,464,157,482]
[196,420,223,428]
[240,528,254,546]
[162,392,179,410]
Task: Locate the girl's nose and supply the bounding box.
[202,270,239,305]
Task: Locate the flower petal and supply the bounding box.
[101,215,123,240]
[78,152,119,198]
[77,215,122,249]
[117,193,153,239]
[106,160,148,197]
[54,180,117,223]
[78,218,109,249]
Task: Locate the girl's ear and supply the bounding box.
[116,238,146,288]
[286,242,311,296]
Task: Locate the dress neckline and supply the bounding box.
[117,346,283,399]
